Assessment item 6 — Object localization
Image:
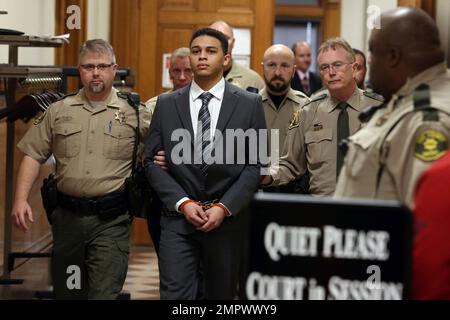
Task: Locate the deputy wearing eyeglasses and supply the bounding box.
[12,39,151,299]
[262,38,383,195]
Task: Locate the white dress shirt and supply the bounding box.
[175,78,231,215]
[189,78,225,141]
[296,69,308,82]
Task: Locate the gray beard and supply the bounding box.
[89,82,105,94]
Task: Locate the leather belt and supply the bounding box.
[57,189,127,216]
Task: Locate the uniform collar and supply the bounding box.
[328,87,363,113]
[396,62,447,98]
[69,87,120,113]
[260,87,305,106]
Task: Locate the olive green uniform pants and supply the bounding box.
[51,207,131,299]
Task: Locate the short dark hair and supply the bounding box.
[190,28,228,56]
[352,48,367,69]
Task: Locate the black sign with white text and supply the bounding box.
[245,193,412,300]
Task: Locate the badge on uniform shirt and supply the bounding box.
[313,122,323,131]
[33,111,46,125]
[115,110,127,124]
[288,111,300,130]
[415,129,449,162]
[61,116,73,122]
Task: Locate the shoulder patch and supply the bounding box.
[33,111,46,125]
[415,129,449,162]
[288,110,301,130]
[363,91,384,102]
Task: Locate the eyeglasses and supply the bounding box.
[318,61,352,74]
[80,63,115,72]
[262,62,293,72]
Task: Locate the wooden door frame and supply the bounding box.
[275,0,341,43]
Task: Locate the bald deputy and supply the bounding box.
[335,7,450,208]
[261,44,310,156]
[263,38,383,196]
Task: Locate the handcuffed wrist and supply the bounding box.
[213,203,231,217]
[179,199,196,213]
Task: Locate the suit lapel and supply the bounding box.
[174,85,195,143]
[215,82,239,137]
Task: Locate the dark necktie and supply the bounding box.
[196,92,214,173]
[336,102,349,179]
[301,75,310,96]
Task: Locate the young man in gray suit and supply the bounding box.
[144,28,266,300]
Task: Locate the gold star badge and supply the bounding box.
[288,111,301,130]
[114,110,126,124]
[415,129,449,162]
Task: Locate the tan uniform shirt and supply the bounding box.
[226,60,265,91]
[261,88,309,155]
[335,63,450,208]
[145,89,173,114]
[18,88,151,198]
[271,88,383,196]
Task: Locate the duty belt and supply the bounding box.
[57,188,127,218]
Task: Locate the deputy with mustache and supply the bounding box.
[260,44,310,193]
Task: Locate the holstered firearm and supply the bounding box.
[40,173,57,224]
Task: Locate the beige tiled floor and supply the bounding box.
[0,245,159,300]
[123,246,160,300]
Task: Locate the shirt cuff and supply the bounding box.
[175,197,190,212]
[268,165,280,187]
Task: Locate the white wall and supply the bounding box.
[87,0,110,41]
[436,0,450,65]
[341,0,397,52]
[341,0,367,51]
[0,0,111,66]
[0,0,55,65]
[342,0,450,63]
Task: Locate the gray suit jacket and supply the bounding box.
[144,81,266,234]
